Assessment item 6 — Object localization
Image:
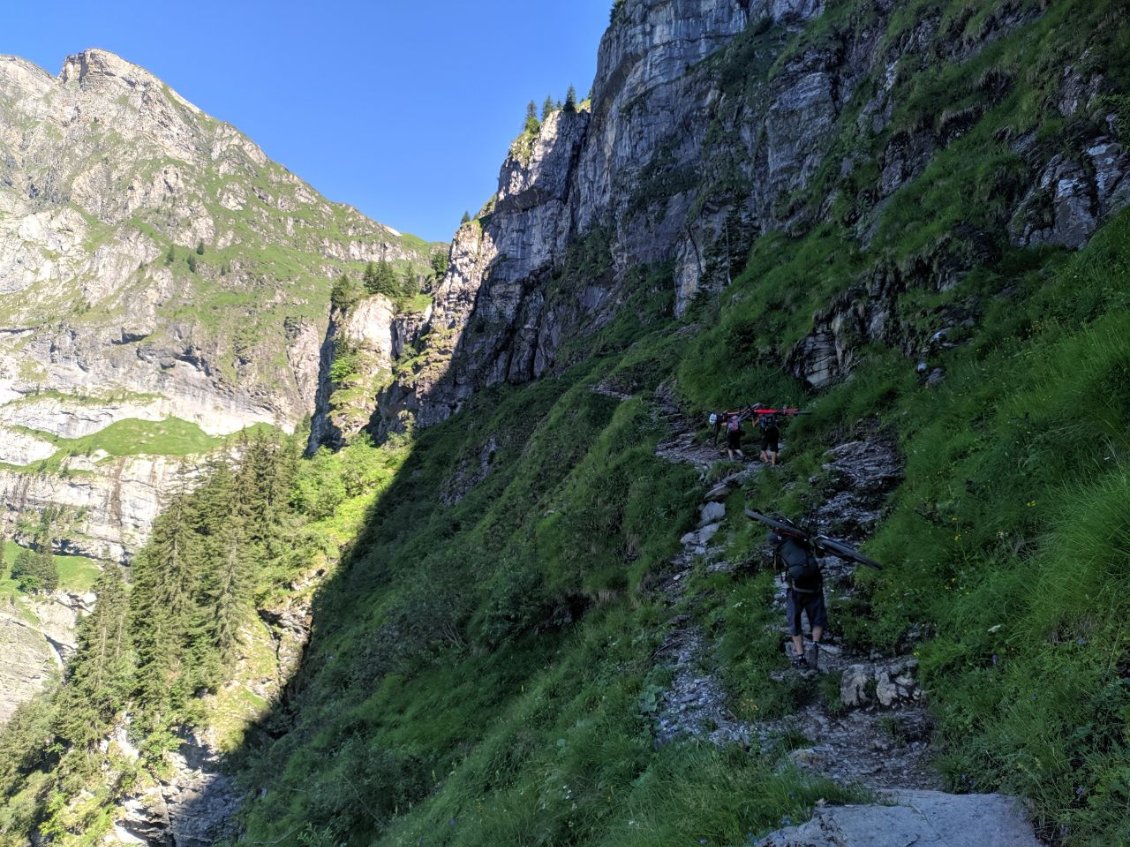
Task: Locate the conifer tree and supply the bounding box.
[331,273,361,311]
[564,84,577,113]
[525,100,540,133]
[363,260,399,297]
[461,211,472,225]
[10,547,39,592]
[207,515,252,664]
[542,95,555,121]
[130,495,201,715]
[430,249,449,281]
[401,266,418,298]
[54,566,132,747]
[35,547,58,593]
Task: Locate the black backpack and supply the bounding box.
[776,536,821,592]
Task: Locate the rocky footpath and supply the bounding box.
[644,394,1043,844]
[755,789,1042,847]
[648,383,758,747]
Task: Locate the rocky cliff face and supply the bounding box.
[365,0,1128,433]
[307,295,431,451]
[0,590,94,724]
[0,49,432,559]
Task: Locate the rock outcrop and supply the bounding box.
[756,790,1043,847]
[308,294,431,452]
[0,590,94,723]
[0,455,183,562]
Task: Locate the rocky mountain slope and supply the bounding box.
[354,0,1127,439]
[0,49,434,727]
[0,48,432,562]
[2,2,1129,846]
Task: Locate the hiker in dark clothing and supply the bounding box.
[757,413,781,465]
[772,530,826,669]
[723,411,745,460]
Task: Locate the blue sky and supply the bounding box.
[4,1,610,244]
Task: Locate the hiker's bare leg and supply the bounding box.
[791,633,804,659]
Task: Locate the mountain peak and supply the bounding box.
[57,48,201,115]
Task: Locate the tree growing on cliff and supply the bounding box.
[542,95,556,121]
[401,266,419,298]
[54,566,132,748]
[331,273,361,311]
[525,100,540,134]
[363,260,400,297]
[430,249,449,281]
[564,84,577,113]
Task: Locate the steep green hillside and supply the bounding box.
[1,2,1129,846]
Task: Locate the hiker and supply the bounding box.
[757,412,781,465]
[709,411,724,447]
[723,410,745,460]
[771,526,826,670]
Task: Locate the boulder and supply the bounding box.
[699,501,726,525]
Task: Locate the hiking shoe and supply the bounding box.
[792,656,809,670]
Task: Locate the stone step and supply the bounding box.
[755,790,1042,847]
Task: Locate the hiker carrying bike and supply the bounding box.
[771,524,826,670]
[756,412,781,465]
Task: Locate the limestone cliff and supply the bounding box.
[0,49,433,560]
[368,0,1128,434]
[0,590,94,724]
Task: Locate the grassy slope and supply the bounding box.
[230,3,1130,846]
[0,541,101,599]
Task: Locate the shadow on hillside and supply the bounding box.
[176,219,618,842]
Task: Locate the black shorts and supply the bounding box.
[786,588,827,635]
[727,429,742,449]
[761,429,779,452]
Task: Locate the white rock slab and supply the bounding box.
[756,790,1042,847]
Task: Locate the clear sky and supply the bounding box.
[4,1,611,244]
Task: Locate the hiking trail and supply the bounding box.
[633,382,1045,846]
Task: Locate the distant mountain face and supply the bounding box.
[0,49,433,560]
